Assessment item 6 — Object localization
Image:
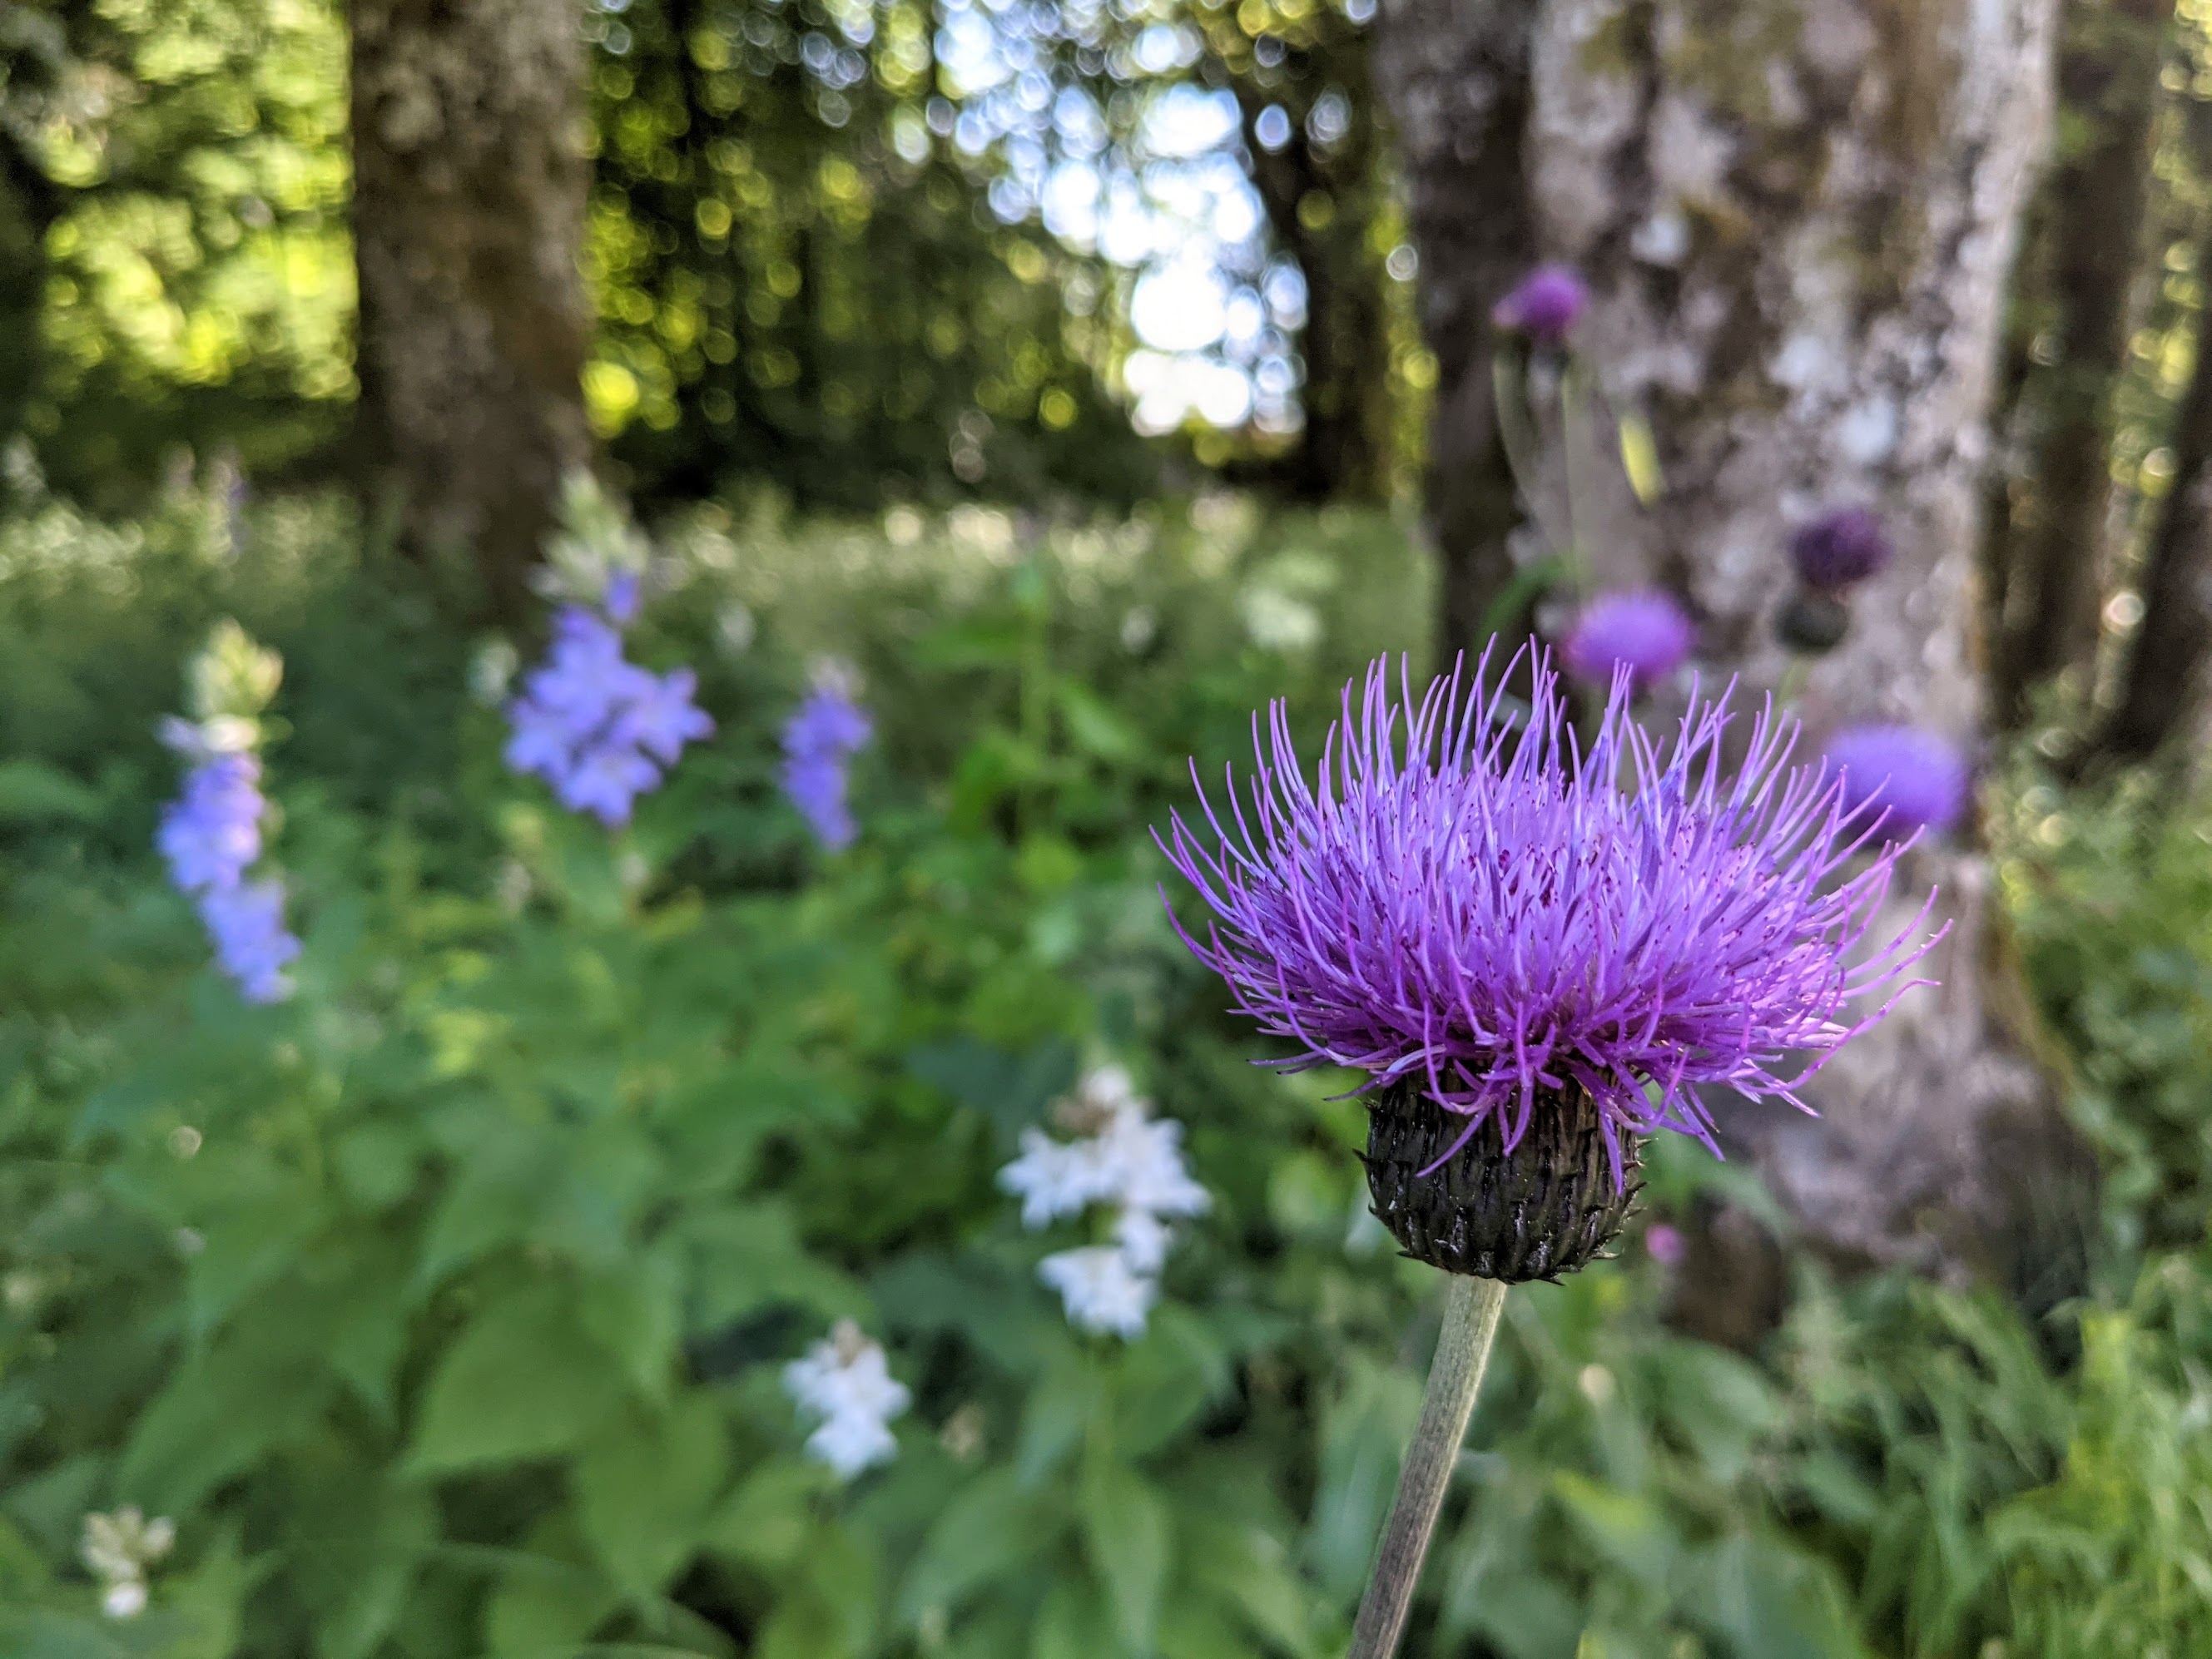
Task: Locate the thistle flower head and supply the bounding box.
[1492,263,1590,344]
[1825,723,1969,839]
[1789,507,1893,591]
[1562,589,1694,692]
[1157,649,1942,1180]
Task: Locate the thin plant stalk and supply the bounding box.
[1347,1274,1510,1659]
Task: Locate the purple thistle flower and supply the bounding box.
[156,752,265,894]
[781,669,872,852]
[1156,649,1942,1177]
[197,878,300,1004]
[1562,589,1694,692]
[504,597,715,829]
[1491,264,1590,344]
[1789,508,1893,592]
[1824,724,1969,839]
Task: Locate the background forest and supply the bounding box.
[2,0,2211,1655]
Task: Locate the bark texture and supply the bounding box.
[1387,0,2088,1285]
[1988,0,2175,728]
[1375,0,1539,661]
[350,0,593,621]
[2094,280,2212,760]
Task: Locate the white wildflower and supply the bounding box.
[1039,1245,1158,1339]
[102,1578,148,1620]
[1001,1064,1210,1340]
[783,1320,910,1482]
[82,1508,172,1621]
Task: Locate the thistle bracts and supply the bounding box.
[1366,1081,1639,1281]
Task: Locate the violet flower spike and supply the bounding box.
[1155,648,1946,1178]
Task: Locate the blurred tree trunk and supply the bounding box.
[2090,281,2212,760]
[349,0,593,622]
[1375,1,1537,662]
[1384,0,2089,1301]
[1223,24,1392,504]
[0,5,72,462]
[1987,0,2175,729]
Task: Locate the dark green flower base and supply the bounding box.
[1364,1081,1642,1282]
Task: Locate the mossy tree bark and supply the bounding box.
[1381,0,2090,1298]
[350,0,593,623]
[1375,0,1540,663]
[1986,0,2175,729]
[1221,19,1394,504]
[2090,243,2212,763]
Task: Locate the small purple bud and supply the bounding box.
[1789,508,1893,592]
[1826,724,1970,839]
[1562,590,1694,692]
[1644,1223,1685,1267]
[604,570,642,626]
[1491,264,1590,344]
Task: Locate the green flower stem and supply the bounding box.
[1347,1274,1510,1659]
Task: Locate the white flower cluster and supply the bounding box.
[782,1319,911,1481]
[81,1507,174,1619]
[999,1065,1210,1340]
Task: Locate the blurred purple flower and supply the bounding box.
[1157,649,1942,1175]
[1563,589,1694,692]
[1825,724,1970,839]
[1492,264,1590,344]
[156,752,265,894]
[505,593,714,829]
[781,668,873,851]
[1790,508,1893,592]
[197,878,300,1004]
[1644,1223,1686,1266]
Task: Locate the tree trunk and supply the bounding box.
[2091,279,2212,760]
[0,7,72,463]
[1225,34,1392,505]
[1375,0,1539,663]
[1989,0,2175,729]
[1383,0,2090,1290]
[349,0,593,622]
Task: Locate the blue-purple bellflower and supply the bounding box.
[505,580,714,827]
[781,665,872,851]
[1158,649,1942,1280]
[158,651,299,1005]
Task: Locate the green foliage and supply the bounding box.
[2,491,2212,1659]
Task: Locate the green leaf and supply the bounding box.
[1307,1357,1422,1599]
[578,1250,683,1405]
[121,1345,326,1515]
[1548,1472,1673,1591]
[403,1282,627,1475]
[1081,1461,1170,1655]
[0,760,102,824]
[1685,1533,1867,1659]
[705,1458,834,1573]
[573,1394,729,1600]
[1015,1356,1099,1488]
[1032,1581,1113,1659]
[900,1468,1060,1627]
